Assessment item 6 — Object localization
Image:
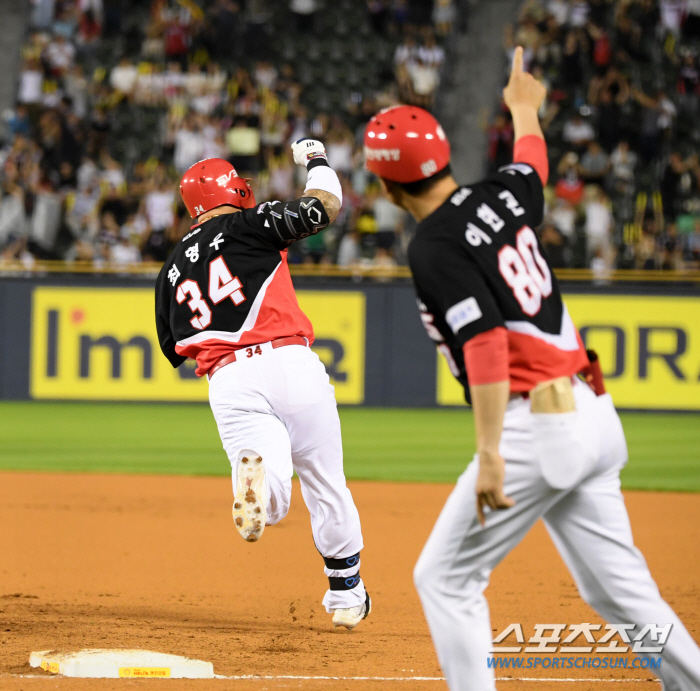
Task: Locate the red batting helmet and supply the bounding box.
[180,158,256,218]
[364,105,450,184]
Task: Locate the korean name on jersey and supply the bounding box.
[155,197,329,377]
[408,163,588,402]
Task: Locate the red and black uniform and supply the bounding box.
[155,196,330,377]
[408,137,588,403]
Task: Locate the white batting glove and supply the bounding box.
[292,138,328,167]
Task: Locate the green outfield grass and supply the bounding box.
[0,402,698,491]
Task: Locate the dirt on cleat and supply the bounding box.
[231,451,267,542]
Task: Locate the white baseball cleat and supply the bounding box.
[332,592,371,630]
[231,450,266,542]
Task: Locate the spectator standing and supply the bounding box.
[546,0,569,27]
[432,0,456,36]
[373,195,405,262]
[77,8,102,48]
[610,140,637,195]
[326,122,354,176]
[268,152,295,200]
[584,185,614,268]
[7,106,31,138]
[44,33,76,77]
[676,48,700,122]
[407,54,440,107]
[550,198,577,246]
[684,218,700,268]
[419,32,445,71]
[656,222,683,270]
[555,152,585,206]
[110,57,139,99]
[562,113,595,152]
[660,152,700,222]
[64,64,89,118]
[633,88,668,164]
[163,13,191,65]
[110,226,142,266]
[394,34,418,68]
[580,141,610,186]
[0,183,29,256]
[254,61,278,90]
[17,59,44,111]
[65,181,100,240]
[172,115,205,174]
[225,117,261,174]
[656,90,677,138]
[539,221,567,268]
[568,0,590,28]
[337,228,360,267]
[660,0,685,37]
[142,179,175,262]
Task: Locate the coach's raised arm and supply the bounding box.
[503,46,549,187]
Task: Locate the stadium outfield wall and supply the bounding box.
[0,276,698,412]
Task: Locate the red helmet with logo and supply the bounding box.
[364,105,451,184]
[180,158,256,218]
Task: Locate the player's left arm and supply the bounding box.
[413,251,515,523]
[465,327,515,525]
[471,381,514,525]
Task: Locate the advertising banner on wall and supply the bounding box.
[30,287,365,404]
[19,285,700,410]
[436,295,700,411]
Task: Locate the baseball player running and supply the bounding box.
[155,140,370,629]
[364,48,700,689]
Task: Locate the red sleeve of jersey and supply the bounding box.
[463,326,510,386]
[513,135,549,186]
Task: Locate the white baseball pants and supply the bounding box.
[414,380,700,691]
[208,342,366,612]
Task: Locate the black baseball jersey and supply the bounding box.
[155,195,330,376]
[408,162,588,403]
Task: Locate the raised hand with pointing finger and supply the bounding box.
[502,46,547,143]
[503,46,547,114]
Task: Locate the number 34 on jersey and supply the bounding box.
[171,256,247,330]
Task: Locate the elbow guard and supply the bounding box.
[267,197,331,242]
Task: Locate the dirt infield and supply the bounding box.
[1,472,699,691]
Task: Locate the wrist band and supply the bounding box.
[307,156,329,170]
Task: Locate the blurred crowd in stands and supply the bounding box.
[0,0,460,270]
[490,0,700,272]
[3,0,698,275]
